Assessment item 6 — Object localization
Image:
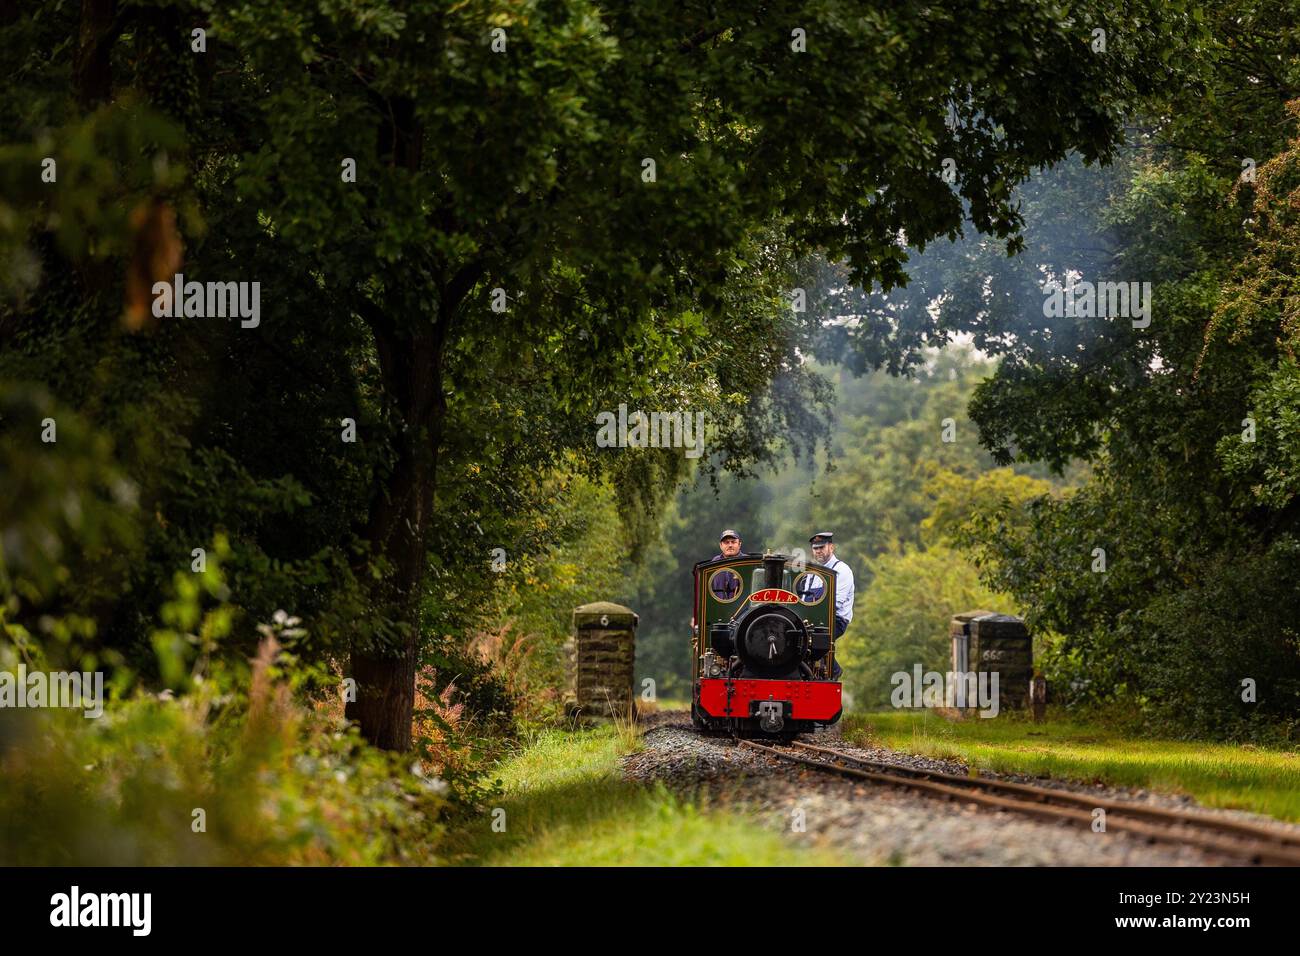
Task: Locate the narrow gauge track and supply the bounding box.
[736,737,1300,866]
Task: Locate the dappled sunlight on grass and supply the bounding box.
[845,711,1300,821]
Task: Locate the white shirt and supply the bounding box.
[824,555,854,624]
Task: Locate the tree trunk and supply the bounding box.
[346,319,448,751]
[74,0,119,108]
[344,438,433,751]
[343,98,487,752]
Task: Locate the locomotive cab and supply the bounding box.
[691,552,843,738]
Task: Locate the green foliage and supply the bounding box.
[1137,538,1300,739]
[1215,360,1300,510]
[801,351,1021,560]
[0,0,1246,857]
[0,682,447,865]
[0,549,446,866]
[0,382,139,650]
[839,545,1017,709]
[964,464,1300,739]
[833,463,1054,709]
[830,8,1300,740]
[921,467,1056,547]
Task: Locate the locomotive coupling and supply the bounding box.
[756,699,785,733]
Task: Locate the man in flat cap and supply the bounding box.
[712,529,743,561]
[809,531,854,678]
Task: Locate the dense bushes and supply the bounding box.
[0,604,448,866]
[0,676,448,865]
[1138,539,1300,741]
[966,480,1300,741]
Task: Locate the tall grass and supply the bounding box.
[608,697,642,753]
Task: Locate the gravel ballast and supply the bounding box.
[619,712,1300,867]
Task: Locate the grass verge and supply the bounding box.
[844,710,1300,822]
[444,724,850,866]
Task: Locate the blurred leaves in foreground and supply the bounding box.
[0,555,447,866]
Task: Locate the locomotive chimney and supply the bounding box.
[763,554,785,589]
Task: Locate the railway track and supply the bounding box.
[736,737,1300,866]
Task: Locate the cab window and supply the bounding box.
[709,568,743,603]
[793,571,826,605]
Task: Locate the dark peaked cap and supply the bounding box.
[809,531,834,543]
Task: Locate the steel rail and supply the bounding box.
[790,739,1300,851]
[735,737,1300,866]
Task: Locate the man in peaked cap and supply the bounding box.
[711,529,742,561]
[809,531,854,679]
